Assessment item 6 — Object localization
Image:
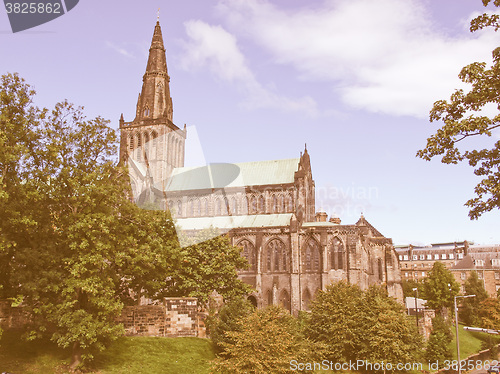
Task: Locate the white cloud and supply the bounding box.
[212,0,500,118]
[179,20,318,116]
[105,41,134,58]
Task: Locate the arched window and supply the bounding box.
[331,237,345,270]
[231,197,237,215]
[215,198,222,216]
[258,195,265,213]
[250,196,257,214]
[266,239,287,272]
[279,195,285,213]
[238,239,256,272]
[287,194,293,212]
[303,288,312,311]
[279,289,290,312]
[305,239,320,271]
[129,135,134,153]
[136,133,142,161]
[143,106,150,117]
[144,132,150,160]
[272,195,278,213]
[177,200,182,217]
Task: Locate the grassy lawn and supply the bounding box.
[450,324,500,360]
[0,330,216,374]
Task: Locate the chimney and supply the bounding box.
[315,211,328,222]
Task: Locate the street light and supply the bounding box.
[454,294,475,374]
[412,287,419,330]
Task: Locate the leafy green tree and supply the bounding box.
[359,286,422,372]
[206,297,255,354]
[425,315,453,367]
[402,279,423,299]
[304,281,365,363]
[210,305,314,374]
[422,262,460,310]
[304,282,421,370]
[417,0,500,219]
[459,271,489,326]
[0,73,251,369]
[172,230,252,305]
[478,297,500,329]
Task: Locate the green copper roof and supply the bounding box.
[175,213,294,231]
[164,158,300,192]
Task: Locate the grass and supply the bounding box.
[450,323,500,360]
[0,330,216,374]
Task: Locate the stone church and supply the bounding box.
[119,21,403,315]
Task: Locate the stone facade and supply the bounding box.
[119,21,404,316]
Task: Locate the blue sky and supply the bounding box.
[1,0,499,245]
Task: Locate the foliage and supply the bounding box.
[417,0,500,219]
[426,315,453,367]
[206,297,255,354]
[171,229,252,306]
[422,262,460,310]
[0,73,250,368]
[459,270,489,326]
[478,297,500,329]
[402,279,423,299]
[304,282,421,371]
[210,305,315,374]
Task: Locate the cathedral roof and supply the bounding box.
[163,158,300,192]
[175,213,294,231]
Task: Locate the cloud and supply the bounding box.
[105,41,134,58]
[213,0,499,118]
[179,19,318,116]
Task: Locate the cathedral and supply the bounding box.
[119,21,403,315]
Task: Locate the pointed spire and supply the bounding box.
[135,20,173,122]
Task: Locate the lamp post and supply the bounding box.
[412,287,419,330]
[454,294,475,374]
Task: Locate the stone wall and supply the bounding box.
[0,298,207,338]
[117,297,207,338]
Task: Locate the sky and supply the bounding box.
[1,0,499,245]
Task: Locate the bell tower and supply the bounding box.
[120,20,186,199]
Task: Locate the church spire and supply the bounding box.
[136,20,173,122]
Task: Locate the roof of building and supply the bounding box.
[453,252,500,270]
[175,213,294,231]
[302,221,339,227]
[163,159,300,192]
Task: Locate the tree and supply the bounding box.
[425,315,453,367]
[207,297,255,354]
[422,262,460,310]
[359,286,422,372]
[170,230,252,306]
[210,305,315,374]
[304,281,365,363]
[459,270,489,326]
[304,282,421,371]
[417,0,500,219]
[0,73,251,369]
[478,297,500,329]
[402,278,423,299]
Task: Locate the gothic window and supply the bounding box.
[187,200,194,217]
[242,196,249,215]
[224,198,230,215]
[202,199,208,216]
[144,132,150,160]
[129,135,134,153]
[266,239,287,272]
[279,289,290,312]
[279,195,285,213]
[378,258,384,281]
[143,106,150,117]
[136,133,142,160]
[168,200,174,212]
[238,239,256,272]
[231,197,237,215]
[267,290,273,306]
[305,239,320,272]
[177,200,182,217]
[250,196,257,214]
[303,288,312,310]
[215,198,222,216]
[258,195,265,213]
[272,195,278,213]
[287,194,293,212]
[331,237,345,270]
